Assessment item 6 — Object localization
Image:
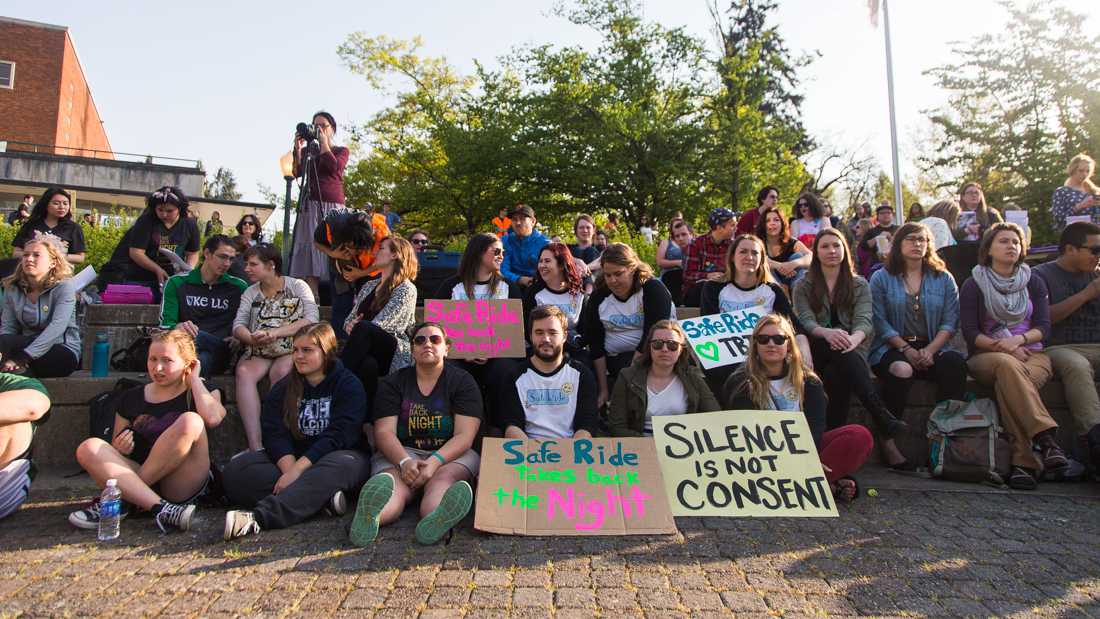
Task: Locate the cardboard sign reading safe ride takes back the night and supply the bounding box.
[679,306,766,369]
[651,411,838,518]
[423,299,525,360]
[474,438,678,536]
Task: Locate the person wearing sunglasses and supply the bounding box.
[1034,221,1100,474]
[869,222,966,471]
[699,234,810,395]
[500,305,599,440]
[159,235,249,379]
[349,322,482,546]
[792,229,908,444]
[408,230,430,252]
[961,222,1065,490]
[723,314,872,504]
[789,192,832,249]
[608,320,718,437]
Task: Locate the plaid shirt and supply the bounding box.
[683,234,732,294]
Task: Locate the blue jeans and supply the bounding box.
[771,252,807,289]
[194,330,231,379]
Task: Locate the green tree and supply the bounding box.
[203,167,242,201]
[922,0,1100,242]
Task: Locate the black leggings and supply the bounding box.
[809,337,891,432]
[873,343,967,418]
[0,335,79,378]
[340,321,397,407]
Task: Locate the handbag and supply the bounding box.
[250,295,304,358]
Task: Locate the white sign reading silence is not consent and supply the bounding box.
[679,306,767,370]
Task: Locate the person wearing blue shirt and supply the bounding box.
[382,201,402,232]
[500,204,549,288]
[870,222,967,470]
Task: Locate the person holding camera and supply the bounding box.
[289,111,349,299]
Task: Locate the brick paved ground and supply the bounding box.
[2,468,1099,618]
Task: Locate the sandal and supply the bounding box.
[1008,466,1038,491]
[831,476,859,504]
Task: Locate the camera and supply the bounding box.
[296,122,319,143]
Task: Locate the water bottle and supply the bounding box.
[98,479,122,541]
[91,332,110,377]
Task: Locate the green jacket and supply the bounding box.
[792,274,874,358]
[160,268,248,339]
[607,358,720,437]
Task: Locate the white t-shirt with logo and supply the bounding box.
[718,282,778,315]
[503,359,598,439]
[533,286,586,336]
[644,376,688,433]
[767,377,800,412]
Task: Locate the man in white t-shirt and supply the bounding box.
[500,305,599,439]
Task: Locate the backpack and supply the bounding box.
[87,378,145,442]
[927,398,1012,485]
[110,328,156,372]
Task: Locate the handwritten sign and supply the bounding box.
[652,411,837,518]
[424,299,525,359]
[678,307,765,369]
[474,438,678,536]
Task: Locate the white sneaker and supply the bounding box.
[325,490,348,517]
[223,510,261,541]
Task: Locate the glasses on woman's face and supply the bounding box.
[903,236,929,246]
[413,334,444,346]
[649,339,681,352]
[490,247,503,256]
[754,334,789,346]
[412,238,430,247]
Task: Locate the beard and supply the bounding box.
[533,343,563,363]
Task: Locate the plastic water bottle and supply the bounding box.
[91,332,110,377]
[98,479,122,541]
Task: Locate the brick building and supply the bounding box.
[0,16,112,157]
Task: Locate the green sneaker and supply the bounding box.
[349,473,394,547]
[415,480,473,545]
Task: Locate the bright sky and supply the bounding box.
[5,0,1097,225]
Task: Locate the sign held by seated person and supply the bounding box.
[474,437,677,536]
[679,305,766,369]
[651,411,838,518]
[423,298,525,359]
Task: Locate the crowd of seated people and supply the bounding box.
[1,173,1099,541]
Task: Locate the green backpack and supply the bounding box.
[927,399,1012,485]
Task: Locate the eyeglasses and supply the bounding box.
[490,247,503,256]
[412,239,430,246]
[649,339,682,352]
[413,334,444,346]
[212,252,235,262]
[1078,245,1100,256]
[903,236,929,245]
[754,334,789,345]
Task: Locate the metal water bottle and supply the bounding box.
[91,332,110,377]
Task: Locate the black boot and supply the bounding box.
[864,390,909,438]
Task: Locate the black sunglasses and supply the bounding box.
[413,334,444,346]
[1078,244,1100,256]
[490,247,503,256]
[649,339,681,352]
[754,334,789,346]
[412,238,430,246]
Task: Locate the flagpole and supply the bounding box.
[882,0,904,223]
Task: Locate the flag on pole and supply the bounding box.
[868,0,880,27]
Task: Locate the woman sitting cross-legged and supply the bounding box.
[350,322,482,546]
[723,314,873,503]
[222,323,371,540]
[608,320,720,437]
[960,222,1067,490]
[870,222,967,467]
[70,330,226,532]
[232,244,319,451]
[792,229,909,461]
[341,236,419,404]
[0,238,82,378]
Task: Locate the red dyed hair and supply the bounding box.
[536,242,583,295]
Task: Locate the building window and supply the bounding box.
[0,61,13,89]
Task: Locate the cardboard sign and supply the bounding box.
[678,307,766,369]
[474,437,678,536]
[652,411,838,518]
[423,299,525,359]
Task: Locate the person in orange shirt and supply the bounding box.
[491,206,511,238]
[314,210,390,338]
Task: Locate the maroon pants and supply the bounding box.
[819,425,873,484]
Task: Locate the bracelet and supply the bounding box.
[430,451,446,465]
[398,456,412,469]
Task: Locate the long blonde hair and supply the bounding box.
[2,238,73,290]
[736,314,817,409]
[371,236,419,315]
[283,323,339,439]
[1066,153,1100,194]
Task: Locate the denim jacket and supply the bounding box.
[869,267,960,366]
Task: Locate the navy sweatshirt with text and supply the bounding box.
[261,360,368,463]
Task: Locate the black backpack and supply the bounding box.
[87,378,144,442]
[110,328,155,372]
